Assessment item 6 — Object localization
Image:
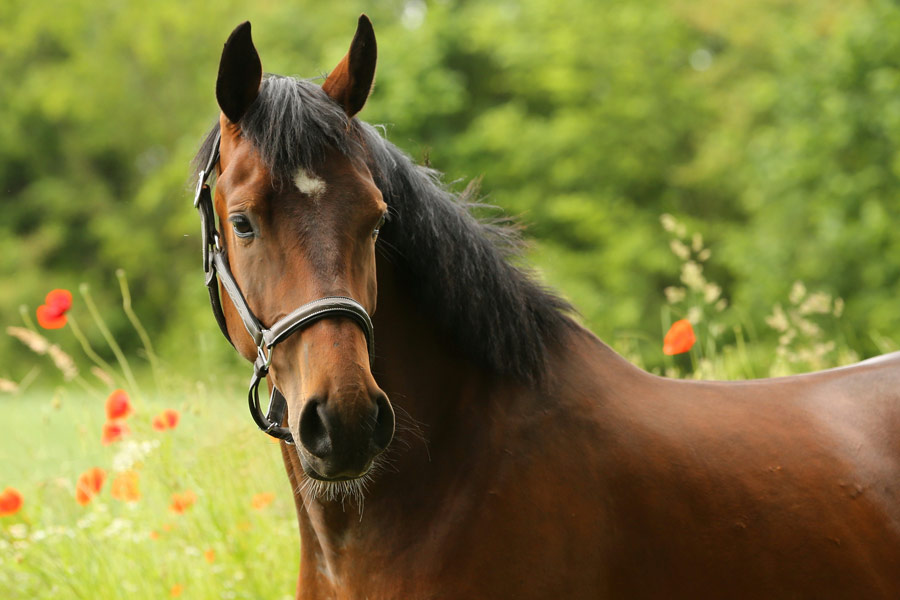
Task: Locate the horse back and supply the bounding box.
[577,341,900,598]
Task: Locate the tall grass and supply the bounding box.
[0,275,298,599]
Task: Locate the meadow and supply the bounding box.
[1,282,299,598]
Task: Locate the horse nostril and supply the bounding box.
[298,399,333,458]
[372,393,395,453]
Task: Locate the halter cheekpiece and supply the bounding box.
[193,132,375,443]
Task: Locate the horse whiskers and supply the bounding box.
[289,404,427,512]
[392,403,429,447]
[392,405,431,462]
[294,456,385,515]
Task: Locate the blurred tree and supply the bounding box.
[2,0,899,379]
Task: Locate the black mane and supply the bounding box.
[194,75,575,384]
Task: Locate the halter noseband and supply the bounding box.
[193,133,375,443]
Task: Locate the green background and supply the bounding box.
[3,0,900,379]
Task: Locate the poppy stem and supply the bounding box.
[79,283,142,402]
[66,314,125,389]
[116,269,161,394]
[18,305,38,333]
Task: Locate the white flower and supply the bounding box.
[703,283,721,304]
[766,304,789,333]
[660,213,677,233]
[799,292,832,316]
[692,232,704,253]
[680,261,706,291]
[8,524,28,540]
[669,239,691,261]
[664,286,686,304]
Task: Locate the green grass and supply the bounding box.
[0,388,300,599]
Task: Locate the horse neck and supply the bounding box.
[364,254,518,501]
[283,253,525,550]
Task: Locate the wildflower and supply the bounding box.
[680,261,706,291]
[691,232,704,253]
[46,345,78,380]
[251,492,275,510]
[6,327,77,379]
[76,467,106,506]
[766,304,789,333]
[169,491,197,514]
[0,487,24,517]
[149,530,160,540]
[170,583,184,598]
[799,292,832,316]
[102,420,130,445]
[91,367,115,387]
[663,319,696,355]
[660,213,677,233]
[204,548,216,563]
[669,239,690,261]
[152,409,180,431]
[703,283,721,305]
[664,286,686,304]
[686,306,703,324]
[106,390,132,421]
[36,289,73,329]
[110,471,140,503]
[111,439,160,472]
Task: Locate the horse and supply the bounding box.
[192,15,900,599]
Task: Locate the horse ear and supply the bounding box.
[322,14,377,118]
[216,21,262,124]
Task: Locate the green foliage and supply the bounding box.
[2,0,899,375]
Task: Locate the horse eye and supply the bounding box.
[373,214,386,241]
[230,215,254,238]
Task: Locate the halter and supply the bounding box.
[193,132,375,443]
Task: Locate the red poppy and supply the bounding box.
[0,487,24,517]
[663,319,696,355]
[36,289,73,329]
[101,420,130,445]
[110,471,140,503]
[105,389,132,421]
[169,490,197,514]
[75,467,106,506]
[152,409,180,431]
[251,492,275,510]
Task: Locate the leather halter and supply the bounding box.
[193,132,375,443]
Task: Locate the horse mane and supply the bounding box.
[193,75,576,384]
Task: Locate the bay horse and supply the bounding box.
[193,15,900,599]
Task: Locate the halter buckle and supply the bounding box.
[256,344,274,373]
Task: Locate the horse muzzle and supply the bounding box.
[295,390,395,480]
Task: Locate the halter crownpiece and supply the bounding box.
[193,134,376,443]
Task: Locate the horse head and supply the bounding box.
[210,16,394,485]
